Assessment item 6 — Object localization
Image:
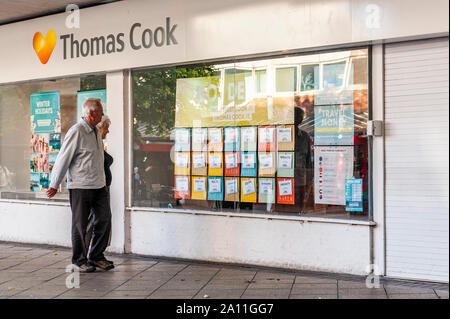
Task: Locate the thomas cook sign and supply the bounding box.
[32,17,178,64]
[58,17,177,60]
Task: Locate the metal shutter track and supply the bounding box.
[385,38,449,283]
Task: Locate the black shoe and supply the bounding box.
[72,263,96,273]
[89,259,114,271]
[102,258,114,265]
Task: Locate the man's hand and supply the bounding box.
[46,187,57,198]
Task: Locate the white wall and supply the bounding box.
[0,199,124,254]
[0,201,72,246]
[105,71,127,253]
[130,211,371,275]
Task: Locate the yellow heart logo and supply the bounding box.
[33,30,56,64]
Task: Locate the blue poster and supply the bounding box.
[77,89,107,120]
[207,177,224,201]
[30,173,40,192]
[49,133,61,153]
[345,178,363,212]
[314,91,354,146]
[30,91,60,134]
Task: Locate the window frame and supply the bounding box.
[129,46,373,222]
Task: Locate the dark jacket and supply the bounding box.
[104,151,113,187]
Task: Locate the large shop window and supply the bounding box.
[132,48,370,220]
[0,75,106,201]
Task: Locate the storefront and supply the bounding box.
[0,0,448,281]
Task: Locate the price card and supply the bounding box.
[225,153,238,168]
[241,127,256,143]
[260,127,274,143]
[278,153,293,169]
[242,153,255,169]
[278,180,293,196]
[277,127,292,142]
[176,177,189,192]
[259,153,273,169]
[259,179,274,195]
[225,128,238,143]
[176,153,189,168]
[192,153,206,168]
[226,179,238,195]
[209,178,221,193]
[175,129,189,144]
[193,178,206,192]
[242,179,256,195]
[209,153,222,168]
[209,129,222,144]
[192,128,207,144]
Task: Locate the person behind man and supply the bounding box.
[85,115,114,268]
[46,98,113,272]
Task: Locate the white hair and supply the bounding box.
[82,98,102,118]
[97,114,111,129]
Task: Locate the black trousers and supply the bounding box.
[85,187,111,253]
[69,187,111,266]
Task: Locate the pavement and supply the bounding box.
[0,241,448,299]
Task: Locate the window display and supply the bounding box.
[0,75,106,201]
[132,49,369,219]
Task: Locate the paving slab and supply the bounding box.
[434,289,449,299]
[213,269,256,280]
[291,283,337,295]
[338,280,372,288]
[204,280,250,289]
[388,294,439,299]
[0,285,28,297]
[340,294,388,299]
[194,288,245,299]
[114,280,163,292]
[102,294,148,299]
[384,285,435,294]
[55,288,110,298]
[290,294,338,299]
[160,278,210,290]
[338,288,387,297]
[181,265,221,273]
[147,289,199,299]
[241,288,291,299]
[253,271,295,281]
[0,279,46,291]
[295,276,338,284]
[247,281,293,289]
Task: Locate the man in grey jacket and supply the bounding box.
[47,98,113,272]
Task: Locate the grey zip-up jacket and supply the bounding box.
[50,119,105,189]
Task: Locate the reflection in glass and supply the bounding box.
[301,64,319,91]
[323,61,346,89]
[255,69,267,94]
[132,49,370,220]
[276,67,297,92]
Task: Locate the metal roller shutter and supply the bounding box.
[384,38,449,282]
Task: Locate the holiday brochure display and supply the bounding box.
[30,91,61,192]
[173,76,358,212]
